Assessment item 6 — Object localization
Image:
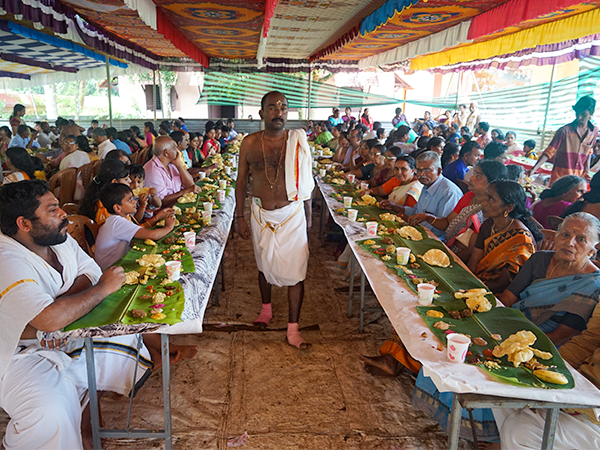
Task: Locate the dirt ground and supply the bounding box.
[0,205,476,450]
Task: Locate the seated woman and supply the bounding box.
[363,155,422,208]
[408,160,507,262]
[563,171,600,221]
[202,124,221,159]
[499,212,600,346]
[468,180,542,294]
[441,142,459,169]
[332,131,350,164]
[346,144,395,187]
[59,134,91,171]
[3,147,35,184]
[532,175,586,229]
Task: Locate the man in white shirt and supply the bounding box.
[93,127,116,159]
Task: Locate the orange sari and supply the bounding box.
[476,229,534,286]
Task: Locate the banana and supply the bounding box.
[533,369,568,385]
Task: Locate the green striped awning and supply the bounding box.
[199,71,400,108]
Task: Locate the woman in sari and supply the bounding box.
[363,155,423,208]
[3,147,35,184]
[499,212,600,346]
[468,180,543,294]
[532,175,586,229]
[408,160,507,262]
[332,132,350,164]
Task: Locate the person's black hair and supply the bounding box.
[582,171,600,204]
[221,125,230,133]
[105,149,131,164]
[131,125,142,136]
[492,129,504,141]
[359,124,368,134]
[129,163,145,180]
[68,119,76,126]
[143,122,157,137]
[451,123,460,131]
[372,144,386,156]
[321,121,332,132]
[523,139,536,149]
[334,123,344,132]
[373,121,382,131]
[441,142,460,168]
[427,137,444,150]
[10,104,25,121]
[0,125,12,138]
[158,122,170,135]
[260,90,286,109]
[0,180,49,236]
[204,120,216,134]
[55,117,68,128]
[91,119,99,125]
[459,103,466,109]
[459,140,481,158]
[31,156,44,172]
[490,180,543,242]
[376,127,385,139]
[215,119,224,129]
[396,155,416,170]
[539,174,585,200]
[478,122,490,132]
[462,133,472,142]
[573,95,596,116]
[105,127,118,140]
[80,160,130,220]
[173,120,182,129]
[16,124,29,135]
[460,126,470,134]
[477,159,507,183]
[227,118,234,124]
[506,130,517,139]
[351,128,364,141]
[178,117,186,123]
[99,183,133,215]
[505,164,523,181]
[484,141,507,160]
[387,146,403,158]
[395,107,402,114]
[365,138,379,150]
[396,125,411,140]
[171,130,185,144]
[6,147,35,179]
[416,136,429,149]
[75,135,92,153]
[92,127,107,137]
[437,123,448,133]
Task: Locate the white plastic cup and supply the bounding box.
[360,181,369,191]
[319,169,326,177]
[202,210,212,225]
[219,179,227,189]
[165,260,181,281]
[348,209,358,222]
[366,221,378,237]
[224,166,231,175]
[347,174,356,183]
[317,150,323,156]
[417,283,436,306]
[396,247,411,265]
[198,171,206,180]
[183,231,196,250]
[447,334,471,363]
[312,160,318,168]
[325,164,332,171]
[203,202,213,213]
[217,189,226,201]
[343,196,353,208]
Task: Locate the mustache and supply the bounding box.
[60,218,69,230]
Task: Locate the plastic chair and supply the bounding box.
[77,160,102,190]
[132,147,149,165]
[62,202,79,215]
[67,215,99,257]
[456,179,469,194]
[547,215,564,231]
[539,229,556,251]
[48,167,77,206]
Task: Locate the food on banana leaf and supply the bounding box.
[421,249,450,267]
[124,271,140,285]
[465,296,492,313]
[152,292,167,304]
[533,369,568,385]
[433,321,451,330]
[399,226,422,241]
[492,330,553,367]
[178,192,197,203]
[426,310,444,318]
[136,254,166,268]
[472,337,488,346]
[144,239,156,246]
[130,309,147,318]
[386,245,396,254]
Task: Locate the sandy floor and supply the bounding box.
[0,205,476,449]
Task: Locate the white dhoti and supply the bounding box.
[0,335,152,450]
[250,199,309,287]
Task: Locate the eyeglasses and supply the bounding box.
[370,153,382,157]
[415,167,435,174]
[64,141,76,146]
[384,156,396,160]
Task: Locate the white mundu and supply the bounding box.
[249,129,314,287]
[0,234,151,450]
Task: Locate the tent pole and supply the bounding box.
[455,72,461,112]
[307,67,313,121]
[541,61,557,149]
[105,56,113,128]
[153,70,157,123]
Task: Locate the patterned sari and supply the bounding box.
[476,228,535,287]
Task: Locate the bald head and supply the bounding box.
[153,136,176,156]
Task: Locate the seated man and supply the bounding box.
[382,151,462,241]
[0,180,149,449]
[442,140,482,184]
[93,127,117,159]
[9,124,40,151]
[143,136,201,206]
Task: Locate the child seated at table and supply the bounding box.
[129,163,162,222]
[94,183,176,271]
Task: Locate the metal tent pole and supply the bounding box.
[307,67,313,120]
[153,70,157,123]
[541,62,557,149]
[105,56,113,128]
[454,72,461,112]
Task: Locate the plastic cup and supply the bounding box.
[417,283,436,306]
[317,150,323,156]
[202,210,212,225]
[447,334,471,363]
[219,179,227,189]
[319,169,326,177]
[203,202,213,213]
[396,247,411,265]
[360,181,369,191]
[183,231,196,250]
[165,260,181,281]
[343,196,353,208]
[312,160,318,168]
[366,221,378,237]
[198,171,206,180]
[325,164,332,171]
[347,174,356,183]
[224,166,231,175]
[348,209,358,222]
[217,189,226,201]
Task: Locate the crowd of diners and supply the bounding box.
[2,96,600,448]
[320,99,600,448]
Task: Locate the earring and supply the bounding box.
[503,211,508,218]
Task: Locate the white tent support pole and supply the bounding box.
[454,72,461,112]
[106,56,113,127]
[541,61,557,149]
[153,69,157,123]
[307,66,313,121]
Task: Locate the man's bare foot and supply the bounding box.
[360,354,402,376]
[148,344,198,371]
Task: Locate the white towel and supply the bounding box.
[285,129,314,202]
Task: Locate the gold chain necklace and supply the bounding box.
[491,218,514,235]
[261,131,287,189]
[549,258,588,278]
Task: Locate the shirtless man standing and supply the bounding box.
[235,91,314,349]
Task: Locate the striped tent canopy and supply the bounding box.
[199,72,400,108]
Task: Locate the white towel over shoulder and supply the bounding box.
[285,129,314,202]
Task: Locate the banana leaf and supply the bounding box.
[416,306,574,389]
